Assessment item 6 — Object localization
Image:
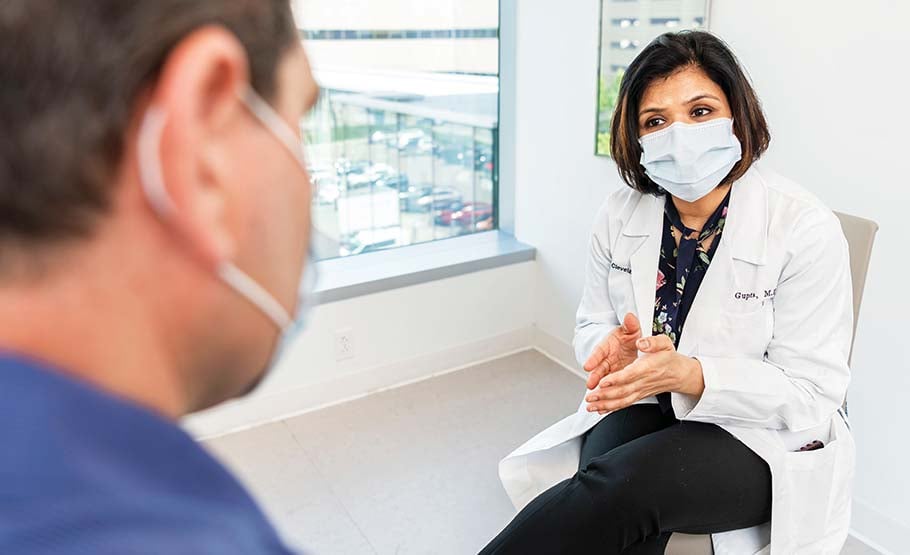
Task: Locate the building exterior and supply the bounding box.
[596,0,708,155]
[293,0,500,259]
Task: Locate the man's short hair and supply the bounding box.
[0,1,297,246]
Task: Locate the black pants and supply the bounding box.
[480,405,772,554]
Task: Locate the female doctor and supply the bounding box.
[482,31,854,554]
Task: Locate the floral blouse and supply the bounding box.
[653,189,731,411]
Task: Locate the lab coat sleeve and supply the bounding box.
[672,209,853,432]
[573,203,621,367]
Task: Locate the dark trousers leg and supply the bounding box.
[577,404,677,470]
[480,405,772,555]
[578,405,677,555]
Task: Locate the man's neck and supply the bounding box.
[0,261,187,419]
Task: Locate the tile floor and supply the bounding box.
[204,350,880,555]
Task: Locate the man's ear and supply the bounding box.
[145,26,251,269]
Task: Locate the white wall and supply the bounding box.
[512,0,909,551]
[185,262,536,438]
[512,0,620,347]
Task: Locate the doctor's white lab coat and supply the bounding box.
[499,165,855,555]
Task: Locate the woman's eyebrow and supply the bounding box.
[685,93,721,104]
[639,105,664,116]
[638,93,722,117]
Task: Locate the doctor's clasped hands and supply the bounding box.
[583,313,705,414]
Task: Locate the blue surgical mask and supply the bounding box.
[137,86,317,375]
[638,118,742,202]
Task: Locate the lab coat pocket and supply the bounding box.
[699,305,773,358]
[779,419,840,545]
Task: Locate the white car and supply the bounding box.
[309,168,342,205]
[339,227,404,256]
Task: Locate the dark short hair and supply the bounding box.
[610,31,770,195]
[0,1,297,247]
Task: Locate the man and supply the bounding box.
[0,1,318,552]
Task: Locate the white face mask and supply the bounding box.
[137,86,317,377]
[638,117,742,202]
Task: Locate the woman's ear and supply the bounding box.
[143,26,251,269]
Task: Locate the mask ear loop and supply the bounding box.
[137,108,178,219]
[239,87,308,168]
[135,104,293,331]
[237,86,318,327]
[217,263,293,329]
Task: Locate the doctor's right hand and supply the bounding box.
[584,313,642,391]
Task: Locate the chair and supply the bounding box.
[665,211,878,554]
[834,212,879,366]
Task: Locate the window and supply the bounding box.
[649,17,682,28]
[595,0,709,156]
[293,1,500,261]
[610,39,641,50]
[611,17,641,28]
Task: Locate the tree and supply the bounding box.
[596,69,625,156]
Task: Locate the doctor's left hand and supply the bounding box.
[584,335,705,415]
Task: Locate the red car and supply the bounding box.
[435,202,494,227]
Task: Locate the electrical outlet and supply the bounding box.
[334,328,355,361]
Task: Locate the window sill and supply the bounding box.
[314,231,536,304]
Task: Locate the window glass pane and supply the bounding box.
[473,127,496,233]
[295,0,501,259]
[399,115,437,245]
[595,0,708,156]
[431,121,473,239]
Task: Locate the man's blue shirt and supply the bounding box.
[0,353,296,554]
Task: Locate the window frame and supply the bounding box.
[302,0,531,304]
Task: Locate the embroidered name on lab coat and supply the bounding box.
[610,262,632,275]
[735,291,760,300]
[734,288,777,302]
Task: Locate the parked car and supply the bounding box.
[435,144,468,165]
[396,129,435,154]
[369,130,397,148]
[315,179,342,205]
[434,202,494,228]
[402,186,463,212]
[376,174,410,193]
[433,143,494,172]
[332,158,361,176]
[333,159,398,191]
[475,145,494,173]
[309,165,342,205]
[339,227,403,257]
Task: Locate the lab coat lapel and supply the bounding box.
[679,170,770,353]
[623,193,664,337]
[725,168,769,267]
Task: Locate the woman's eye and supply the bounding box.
[692,107,712,118]
[645,118,665,128]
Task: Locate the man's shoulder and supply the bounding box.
[0,354,219,488]
[0,354,293,554]
[0,499,295,554]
